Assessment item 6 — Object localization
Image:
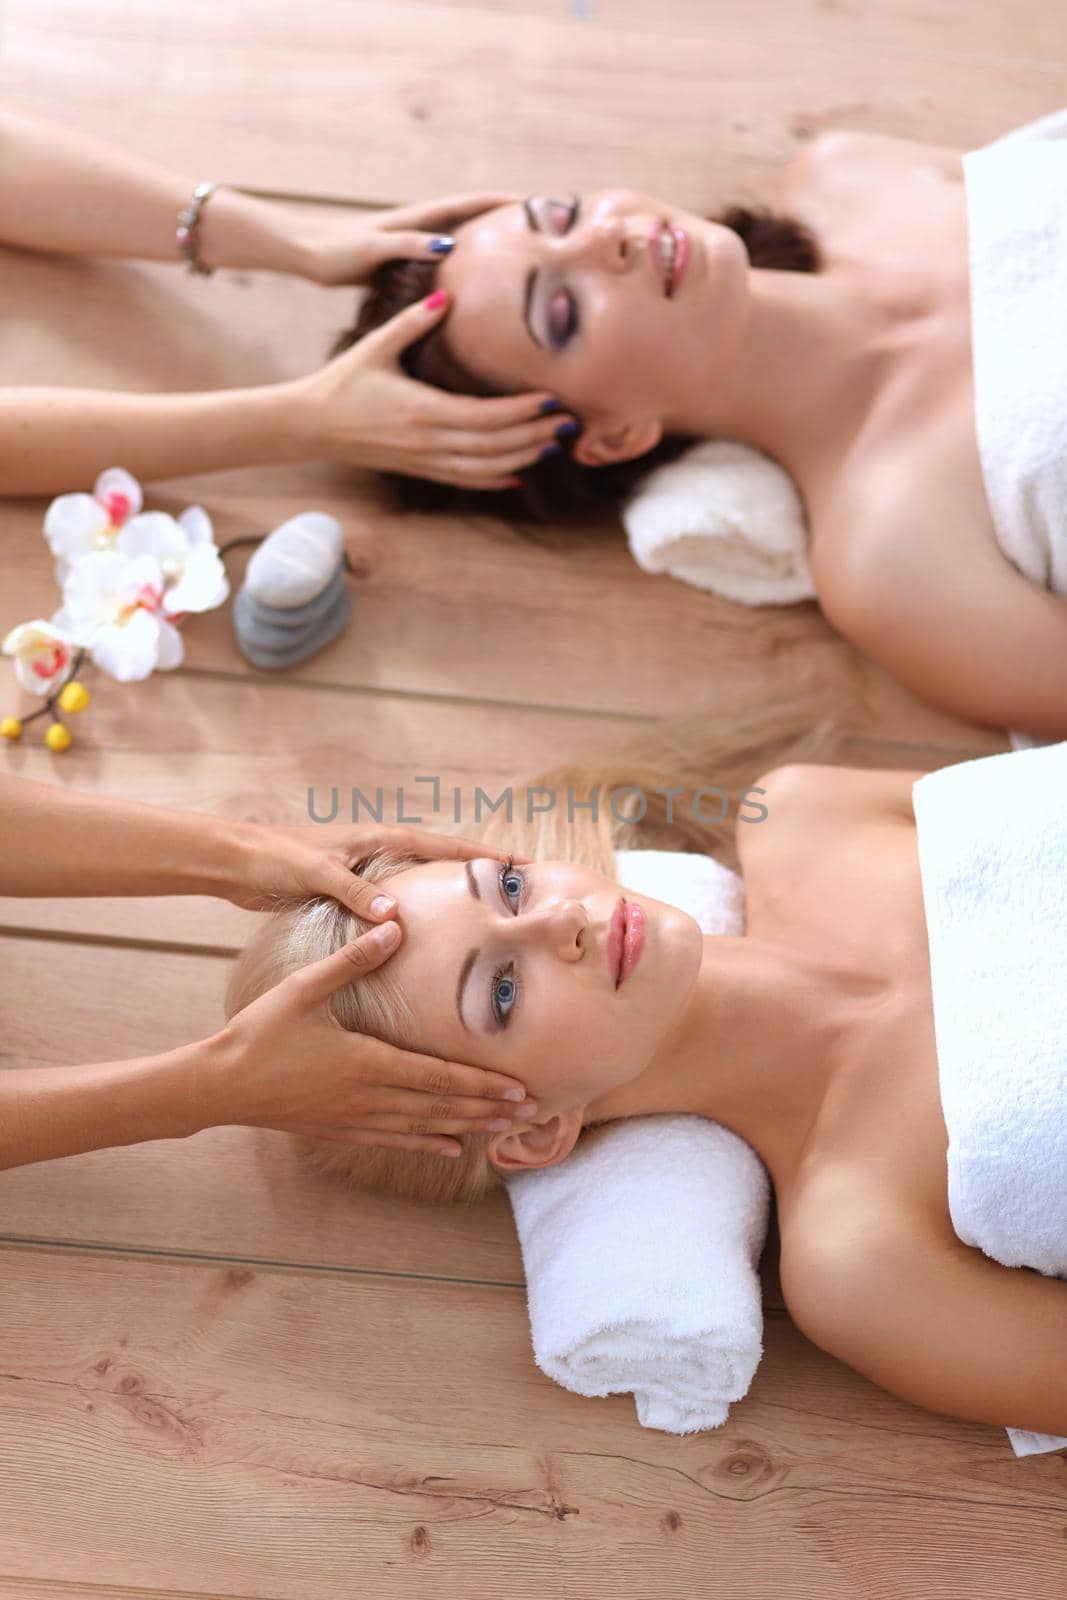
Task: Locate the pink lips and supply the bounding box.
[646,220,690,297]
[607,896,647,989]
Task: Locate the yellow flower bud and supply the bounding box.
[57,680,90,713]
[1,716,22,739]
[45,722,73,752]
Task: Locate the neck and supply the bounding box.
[584,933,856,1184]
[664,267,892,493]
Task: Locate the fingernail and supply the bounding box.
[425,289,449,310]
[487,1119,511,1132]
[372,920,400,947]
[370,895,396,916]
[429,236,454,254]
[438,1146,462,1159]
[515,1101,539,1120]
[555,420,579,438]
[502,1087,526,1101]
[504,476,524,490]
[539,442,561,460]
[538,398,561,414]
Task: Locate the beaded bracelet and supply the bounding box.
[176,180,219,275]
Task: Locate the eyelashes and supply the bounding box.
[547,196,581,349]
[491,855,528,1026]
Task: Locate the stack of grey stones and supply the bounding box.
[232,512,352,670]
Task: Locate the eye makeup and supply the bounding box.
[523,195,582,350]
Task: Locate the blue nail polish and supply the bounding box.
[540,442,561,460]
[538,398,561,414]
[429,236,454,254]
[556,419,579,438]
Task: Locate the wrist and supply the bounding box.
[197,186,308,276]
[192,813,260,903]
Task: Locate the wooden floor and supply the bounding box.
[2,2,1066,1594]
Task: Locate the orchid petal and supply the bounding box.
[93,466,143,523]
[43,494,110,559]
[177,505,215,547]
[164,545,229,613]
[155,617,185,670]
[90,608,160,682]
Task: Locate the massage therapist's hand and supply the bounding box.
[292,288,578,490]
[211,919,538,1156]
[222,817,531,917]
[294,191,520,287]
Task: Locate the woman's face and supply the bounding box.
[433,189,750,463]
[379,855,703,1159]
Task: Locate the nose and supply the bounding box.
[515,898,588,961]
[552,212,634,276]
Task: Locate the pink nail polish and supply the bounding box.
[425,289,448,311]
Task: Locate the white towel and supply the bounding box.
[505,848,772,1434]
[964,107,1067,602]
[621,438,816,607]
[912,738,1067,1457]
[507,834,1064,1457]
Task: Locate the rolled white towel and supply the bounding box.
[506,1114,771,1433]
[621,438,816,607]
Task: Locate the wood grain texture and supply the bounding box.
[2,1247,1063,1600]
[0,1,1057,1592]
[2,1,1064,206]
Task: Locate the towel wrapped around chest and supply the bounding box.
[912,737,1067,1454]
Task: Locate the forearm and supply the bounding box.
[0,378,307,497]
[0,1036,225,1170]
[0,773,254,900]
[0,107,308,273]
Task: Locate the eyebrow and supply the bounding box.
[455,861,483,1034]
[522,198,545,351]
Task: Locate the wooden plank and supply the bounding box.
[2,1,1063,208]
[0,1245,1053,1599]
[416,0,1066,64]
[0,930,785,1309]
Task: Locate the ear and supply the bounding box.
[572,415,662,469]
[487,1110,585,1175]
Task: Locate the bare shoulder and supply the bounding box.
[783,128,965,206]
[813,472,1067,736]
[781,1187,1067,1436]
[747,761,926,837]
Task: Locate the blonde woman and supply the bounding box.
[225,698,1067,1438]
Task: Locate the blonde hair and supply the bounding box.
[224,683,853,1206]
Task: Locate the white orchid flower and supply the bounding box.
[1,619,76,695]
[43,467,144,583]
[52,549,184,682]
[115,504,229,622]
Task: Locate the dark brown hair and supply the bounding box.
[332,205,821,525]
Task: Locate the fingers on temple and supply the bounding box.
[440,418,577,460]
[442,392,569,429]
[373,1046,528,1106]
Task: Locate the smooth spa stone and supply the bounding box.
[244,512,344,608]
[232,578,352,671]
[240,564,347,633]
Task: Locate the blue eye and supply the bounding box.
[491,965,520,1027]
[498,856,527,911]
